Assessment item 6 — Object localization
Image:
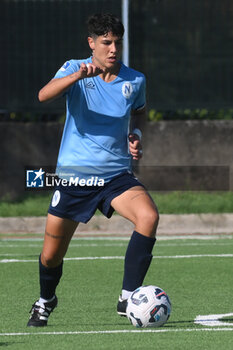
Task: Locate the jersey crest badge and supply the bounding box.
[122,82,133,99]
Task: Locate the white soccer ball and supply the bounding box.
[126,285,172,328]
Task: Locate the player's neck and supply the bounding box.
[92,57,121,82]
[99,67,120,82]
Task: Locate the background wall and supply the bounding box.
[0,123,62,199]
[1,120,232,199]
[138,121,232,191]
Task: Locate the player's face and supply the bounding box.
[88,32,123,71]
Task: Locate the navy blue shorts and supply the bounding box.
[48,172,144,223]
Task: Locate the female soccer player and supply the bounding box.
[27,13,159,327]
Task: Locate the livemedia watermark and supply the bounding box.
[25,167,105,190]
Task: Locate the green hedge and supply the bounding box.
[1,109,233,122]
[148,109,233,121]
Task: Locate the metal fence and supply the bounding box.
[1,0,233,116]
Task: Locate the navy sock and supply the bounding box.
[122,231,156,292]
[39,255,63,300]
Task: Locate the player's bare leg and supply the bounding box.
[27,214,79,327]
[111,186,159,316]
[41,213,79,268]
[111,186,159,237]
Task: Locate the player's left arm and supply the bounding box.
[129,106,147,160]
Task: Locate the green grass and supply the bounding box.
[0,236,233,349]
[153,191,233,214]
[0,192,53,217]
[0,191,233,217]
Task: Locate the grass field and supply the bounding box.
[0,235,233,349]
[1,191,233,216]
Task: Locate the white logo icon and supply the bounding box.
[122,82,133,99]
[60,61,70,71]
[51,190,61,207]
[26,168,45,188]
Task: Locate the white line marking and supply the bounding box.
[0,244,43,248]
[156,254,233,259]
[0,328,233,336]
[1,254,233,263]
[65,256,124,261]
[1,235,233,242]
[0,259,37,263]
[0,243,127,248]
[195,313,233,326]
[0,254,28,257]
[1,242,232,249]
[159,242,233,247]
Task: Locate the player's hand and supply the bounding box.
[79,63,103,79]
[128,133,143,160]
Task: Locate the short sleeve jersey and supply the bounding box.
[54,57,146,182]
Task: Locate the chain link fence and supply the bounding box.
[1,0,233,120]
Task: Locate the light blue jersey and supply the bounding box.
[54,57,146,182]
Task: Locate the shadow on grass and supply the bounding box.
[165,319,196,328]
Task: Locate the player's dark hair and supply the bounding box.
[87,13,124,38]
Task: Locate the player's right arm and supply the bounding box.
[38,63,102,103]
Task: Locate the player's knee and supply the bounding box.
[41,251,62,268]
[146,209,159,230]
[136,208,159,233]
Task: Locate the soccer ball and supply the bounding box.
[126,285,171,328]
